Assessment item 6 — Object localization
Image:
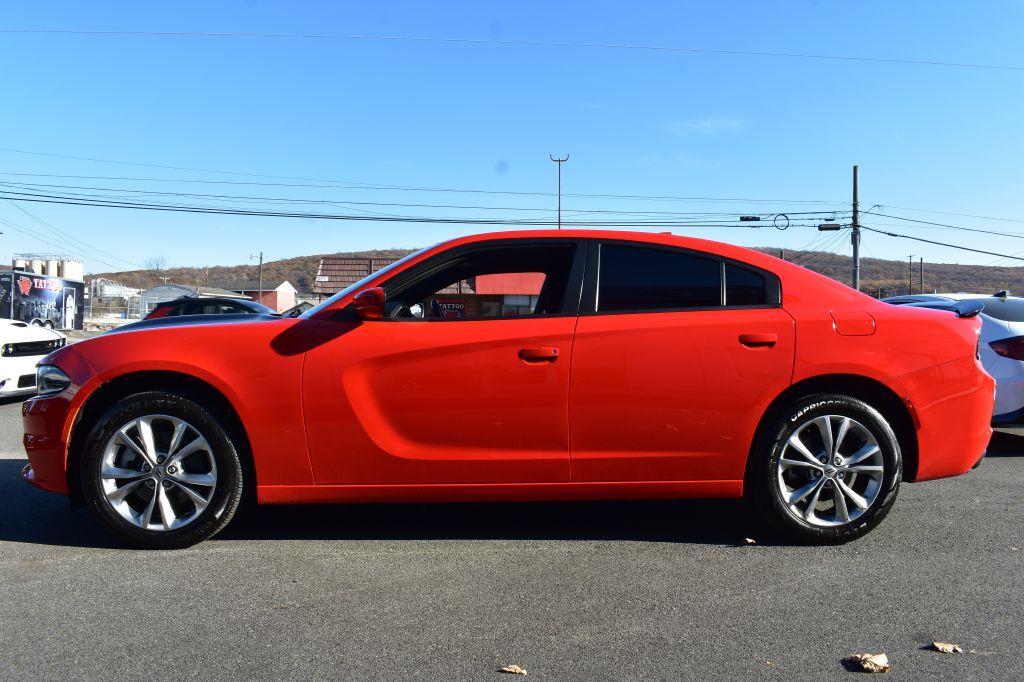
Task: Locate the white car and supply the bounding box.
[884,292,1024,424]
[0,319,67,397]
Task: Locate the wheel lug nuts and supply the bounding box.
[142,463,151,472]
[145,480,155,489]
[167,465,177,474]
[156,456,165,465]
[161,480,172,488]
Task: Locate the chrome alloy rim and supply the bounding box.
[776,415,884,528]
[99,415,217,531]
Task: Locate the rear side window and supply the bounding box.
[725,264,768,306]
[968,298,1024,322]
[598,244,721,312]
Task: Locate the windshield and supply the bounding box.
[301,246,434,318]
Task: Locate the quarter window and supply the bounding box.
[597,244,721,312]
[725,264,768,306]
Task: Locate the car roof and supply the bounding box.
[438,229,811,277]
[158,296,258,306]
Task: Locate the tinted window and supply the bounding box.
[725,264,768,306]
[598,244,720,312]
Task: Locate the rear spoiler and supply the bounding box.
[911,300,984,319]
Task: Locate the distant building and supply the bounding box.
[138,284,249,317]
[209,280,297,313]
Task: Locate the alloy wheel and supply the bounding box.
[99,414,218,531]
[775,414,885,527]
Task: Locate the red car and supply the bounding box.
[21,231,994,548]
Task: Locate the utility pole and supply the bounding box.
[251,252,264,304]
[549,154,569,229]
[851,165,861,291]
[907,255,914,294]
[919,257,924,294]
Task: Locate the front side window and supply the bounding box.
[598,244,721,312]
[382,243,579,320]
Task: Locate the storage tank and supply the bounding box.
[12,258,28,271]
[30,259,44,274]
[45,259,60,276]
[60,259,84,282]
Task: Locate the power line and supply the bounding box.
[2,29,1022,71]
[862,211,1024,239]
[0,154,843,205]
[0,189,833,229]
[870,204,1024,225]
[0,215,128,269]
[860,225,1024,262]
[0,180,844,220]
[3,199,140,268]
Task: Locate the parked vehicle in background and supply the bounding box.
[0,270,85,331]
[22,231,994,548]
[143,296,276,320]
[884,292,1024,423]
[0,319,66,397]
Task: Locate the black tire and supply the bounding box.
[81,391,244,549]
[746,393,901,544]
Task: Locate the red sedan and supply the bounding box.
[21,231,994,548]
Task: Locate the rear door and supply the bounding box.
[569,241,795,483]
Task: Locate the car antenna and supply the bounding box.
[994,290,1009,298]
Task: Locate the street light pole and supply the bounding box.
[851,165,861,291]
[550,154,569,229]
[251,251,264,303]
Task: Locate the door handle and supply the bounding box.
[739,333,778,348]
[518,346,560,363]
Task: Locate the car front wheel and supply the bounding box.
[747,393,902,544]
[81,391,244,549]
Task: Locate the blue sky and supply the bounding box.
[1,1,1022,274]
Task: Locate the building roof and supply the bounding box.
[313,257,402,296]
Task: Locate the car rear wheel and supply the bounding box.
[81,391,244,549]
[747,393,901,544]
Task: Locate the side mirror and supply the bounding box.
[351,287,385,319]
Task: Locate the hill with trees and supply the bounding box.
[92,245,1024,299]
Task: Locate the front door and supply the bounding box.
[303,239,585,485]
[570,241,795,483]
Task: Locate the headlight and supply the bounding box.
[36,365,71,397]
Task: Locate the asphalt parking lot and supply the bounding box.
[1,398,1022,680]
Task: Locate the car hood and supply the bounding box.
[0,319,66,344]
[108,313,283,335]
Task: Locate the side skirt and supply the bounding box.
[257,480,743,505]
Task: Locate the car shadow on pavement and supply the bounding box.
[987,430,1024,456]
[0,459,119,549]
[7,430,1024,549]
[220,497,757,545]
[1,457,756,548]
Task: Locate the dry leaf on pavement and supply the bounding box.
[743,538,757,545]
[846,652,892,673]
[499,665,528,675]
[930,642,964,654]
